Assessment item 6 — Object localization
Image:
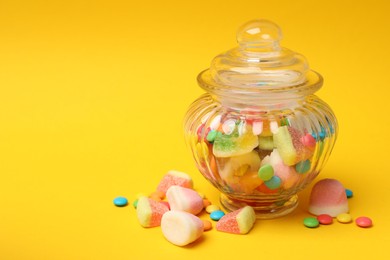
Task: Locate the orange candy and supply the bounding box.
[202,219,213,231]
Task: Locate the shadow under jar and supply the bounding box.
[184,20,338,219]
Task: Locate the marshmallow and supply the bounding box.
[166,185,204,215]
[136,196,169,228]
[161,211,204,246]
[309,178,349,217]
[216,206,256,234]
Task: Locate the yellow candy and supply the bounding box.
[337,213,352,223]
[206,205,220,214]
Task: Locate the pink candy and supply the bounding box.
[309,179,349,217]
[355,216,373,228]
[166,185,204,215]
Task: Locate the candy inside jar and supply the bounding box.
[184,20,337,219]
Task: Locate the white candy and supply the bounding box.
[161,211,204,246]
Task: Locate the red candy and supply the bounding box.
[317,214,333,225]
[301,133,316,148]
[355,216,373,228]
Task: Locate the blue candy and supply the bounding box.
[113,196,128,207]
[295,160,311,174]
[210,210,225,221]
[264,176,282,190]
[345,189,353,198]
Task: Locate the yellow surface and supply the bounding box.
[1,0,389,259]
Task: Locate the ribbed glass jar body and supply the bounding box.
[184,93,337,218]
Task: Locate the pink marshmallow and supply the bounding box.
[309,178,349,217]
[166,186,204,215]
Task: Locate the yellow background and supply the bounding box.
[1,0,389,259]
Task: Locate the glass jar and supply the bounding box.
[184,20,338,219]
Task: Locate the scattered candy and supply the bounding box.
[156,170,193,194]
[303,217,319,228]
[317,214,333,225]
[309,178,349,217]
[136,196,169,228]
[159,201,170,210]
[355,216,373,228]
[206,204,220,214]
[202,219,213,231]
[197,192,206,199]
[216,206,256,234]
[132,200,138,209]
[203,199,212,208]
[166,185,204,215]
[150,191,165,201]
[210,210,225,221]
[113,196,128,207]
[345,189,353,198]
[161,211,204,246]
[336,213,353,223]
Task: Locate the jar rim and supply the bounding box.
[197,68,323,101]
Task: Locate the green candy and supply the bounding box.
[206,130,218,143]
[258,164,274,181]
[303,217,319,228]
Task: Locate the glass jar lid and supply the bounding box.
[198,19,323,100]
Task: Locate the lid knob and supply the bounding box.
[236,19,282,50]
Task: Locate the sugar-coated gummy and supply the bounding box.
[216,206,256,234]
[113,196,128,207]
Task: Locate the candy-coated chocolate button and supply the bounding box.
[113,197,128,207]
[295,160,311,174]
[205,204,220,214]
[264,176,281,190]
[303,217,319,228]
[336,213,352,223]
[355,216,373,228]
[258,164,274,181]
[317,214,333,225]
[345,189,353,198]
[133,200,138,209]
[202,219,213,231]
[210,210,225,221]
